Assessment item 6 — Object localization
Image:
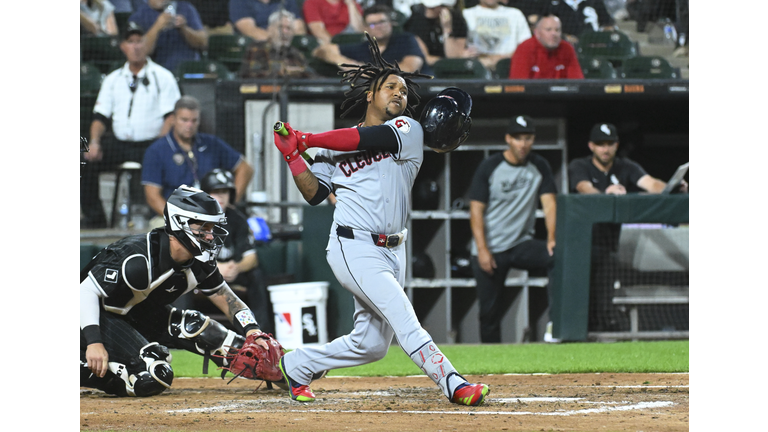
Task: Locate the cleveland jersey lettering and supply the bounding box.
[338,150,392,177]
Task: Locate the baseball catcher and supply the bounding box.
[80,185,286,396]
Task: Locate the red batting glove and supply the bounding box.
[274,122,308,176]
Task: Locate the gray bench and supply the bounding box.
[608,284,689,341]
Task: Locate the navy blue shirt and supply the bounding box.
[339,31,433,76]
[129,1,204,72]
[141,130,244,200]
[229,0,302,31]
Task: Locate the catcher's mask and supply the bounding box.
[164,185,228,263]
[420,87,472,153]
[200,168,236,205]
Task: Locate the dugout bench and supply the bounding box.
[549,194,689,342]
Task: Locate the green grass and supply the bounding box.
[171,340,688,378]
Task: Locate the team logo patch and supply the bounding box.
[104,269,119,283]
[235,309,257,326]
[395,118,411,133]
[173,153,184,166]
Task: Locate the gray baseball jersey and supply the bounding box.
[468,152,557,255]
[281,116,470,400]
[311,116,423,234]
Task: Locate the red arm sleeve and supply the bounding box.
[300,128,361,152]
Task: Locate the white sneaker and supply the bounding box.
[543,321,561,343]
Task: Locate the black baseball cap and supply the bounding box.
[123,21,145,40]
[590,123,619,142]
[507,115,536,135]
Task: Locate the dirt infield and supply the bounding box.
[80,373,688,431]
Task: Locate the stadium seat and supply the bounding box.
[578,55,618,79]
[81,35,126,74]
[619,55,678,79]
[174,60,234,82]
[575,30,638,67]
[307,57,342,78]
[331,32,366,45]
[80,62,104,96]
[494,57,511,79]
[291,34,320,59]
[432,58,491,79]
[206,34,255,73]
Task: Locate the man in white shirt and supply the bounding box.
[462,0,531,71]
[81,22,181,228]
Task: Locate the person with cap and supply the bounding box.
[404,0,474,67]
[568,122,688,332]
[170,168,275,336]
[508,13,583,79]
[568,122,687,195]
[128,0,209,73]
[467,115,558,343]
[81,21,181,228]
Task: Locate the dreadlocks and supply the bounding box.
[338,32,432,123]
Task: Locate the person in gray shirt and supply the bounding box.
[467,115,557,343]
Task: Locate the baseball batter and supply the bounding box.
[271,34,489,406]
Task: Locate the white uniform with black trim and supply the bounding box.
[282,116,468,400]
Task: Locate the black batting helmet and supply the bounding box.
[420,87,472,153]
[200,168,236,203]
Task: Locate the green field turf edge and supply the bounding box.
[170,340,688,378]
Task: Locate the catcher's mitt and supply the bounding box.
[220,332,285,383]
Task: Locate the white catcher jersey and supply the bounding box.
[311,116,423,234]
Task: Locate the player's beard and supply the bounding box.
[384,102,405,119]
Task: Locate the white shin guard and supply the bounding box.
[409,341,467,399]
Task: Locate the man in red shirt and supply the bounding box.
[303,0,365,45]
[509,14,583,79]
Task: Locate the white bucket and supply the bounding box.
[267,282,329,349]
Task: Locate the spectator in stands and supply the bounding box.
[312,5,430,75]
[141,95,254,219]
[110,0,147,14]
[303,0,366,45]
[462,0,531,72]
[189,0,235,34]
[229,0,306,42]
[467,115,557,343]
[239,9,318,78]
[391,0,419,20]
[509,14,583,79]
[464,0,545,26]
[568,123,688,194]
[171,168,274,335]
[404,0,473,68]
[81,0,119,36]
[128,0,209,73]
[542,0,616,43]
[81,22,181,229]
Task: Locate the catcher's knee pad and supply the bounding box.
[92,343,174,397]
[168,308,243,366]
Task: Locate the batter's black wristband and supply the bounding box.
[82,325,103,346]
